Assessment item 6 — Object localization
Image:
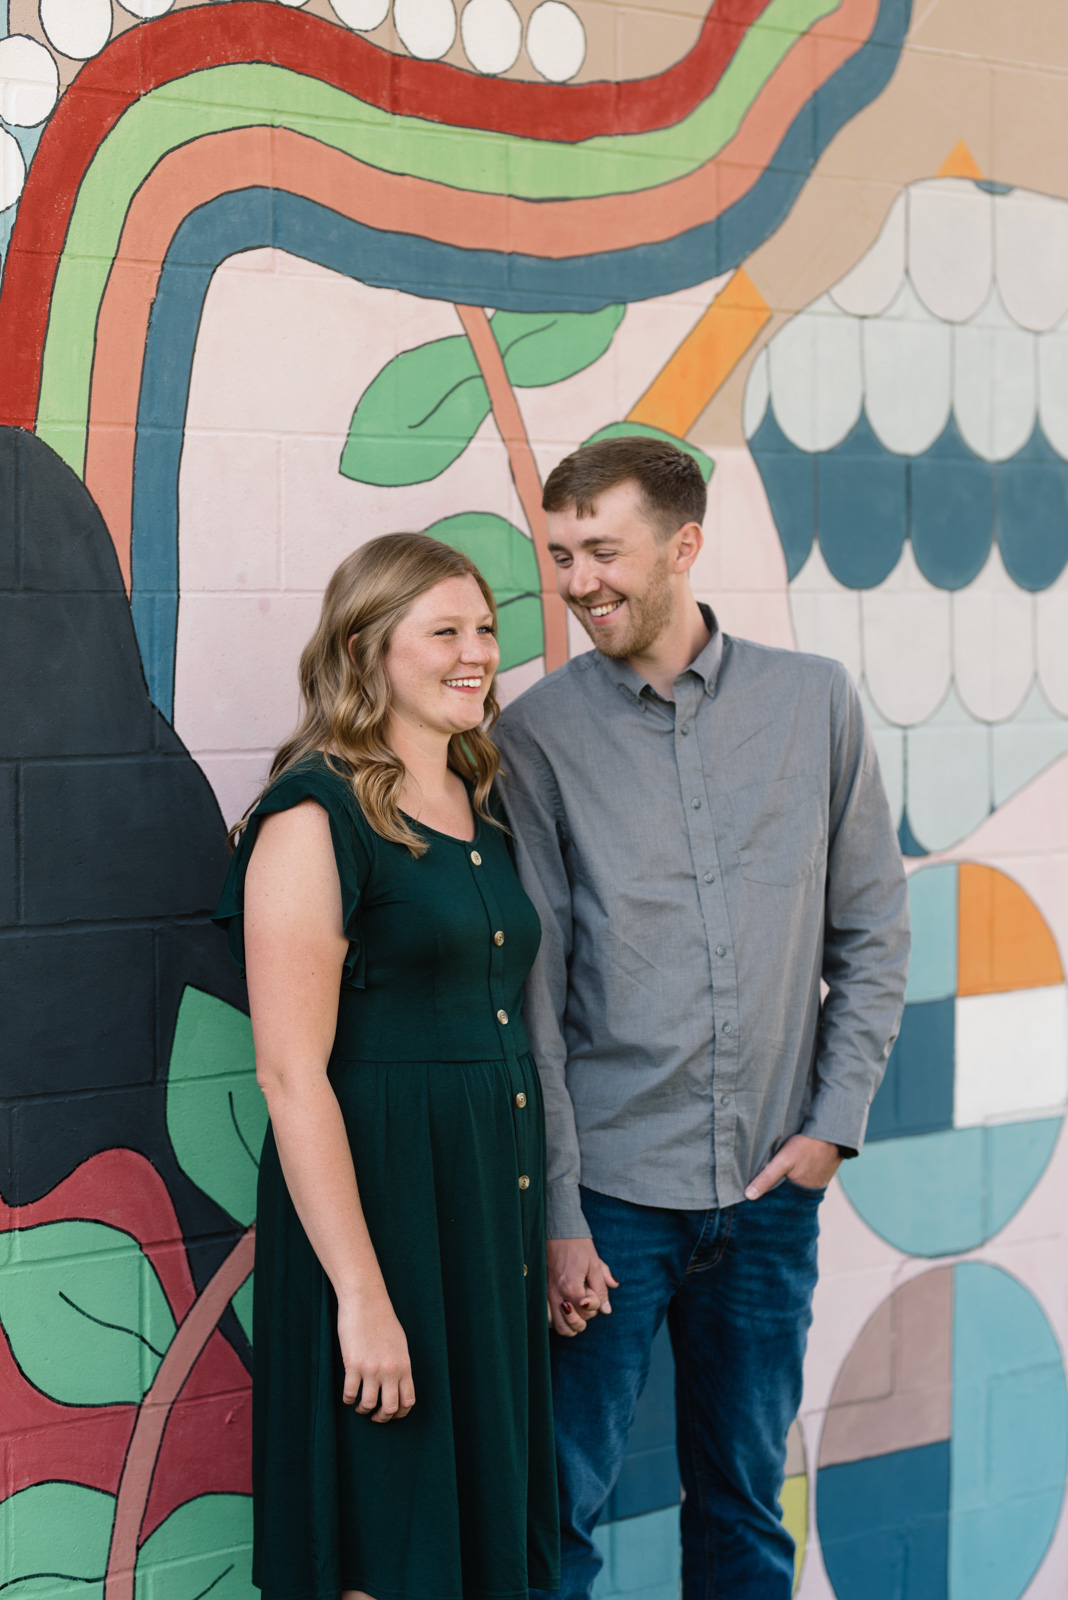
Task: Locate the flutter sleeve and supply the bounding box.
[212,762,374,989]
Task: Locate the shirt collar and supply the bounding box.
[595,603,724,703]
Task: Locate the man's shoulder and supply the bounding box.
[723,634,852,699]
[498,652,600,738]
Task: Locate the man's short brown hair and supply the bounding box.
[542,435,707,537]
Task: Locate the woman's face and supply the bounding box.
[380,574,501,740]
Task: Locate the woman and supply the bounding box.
[214,533,559,1600]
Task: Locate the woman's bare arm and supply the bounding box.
[243,799,414,1421]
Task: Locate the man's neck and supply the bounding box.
[625,600,712,701]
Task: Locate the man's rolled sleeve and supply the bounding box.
[496,721,592,1241]
[803,666,911,1152]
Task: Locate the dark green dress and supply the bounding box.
[214,754,559,1600]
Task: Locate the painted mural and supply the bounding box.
[2,0,1067,1596]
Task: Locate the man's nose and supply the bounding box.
[567,559,599,598]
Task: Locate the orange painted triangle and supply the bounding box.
[937,140,984,180]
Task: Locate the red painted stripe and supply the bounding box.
[0,0,779,429]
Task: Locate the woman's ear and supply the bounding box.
[347,632,359,662]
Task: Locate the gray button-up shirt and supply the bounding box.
[495,612,910,1239]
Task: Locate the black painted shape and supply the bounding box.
[0,429,249,1338]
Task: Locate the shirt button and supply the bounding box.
[515,1092,527,1108]
[518,1175,530,1190]
[680,723,690,736]
[494,931,505,946]
[721,1095,730,1106]
[470,850,482,866]
[716,944,726,957]
[497,1009,509,1025]
[692,798,702,809]
[704,872,715,885]
[723,1021,733,1035]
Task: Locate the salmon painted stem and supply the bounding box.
[104,1224,256,1600]
[455,304,569,674]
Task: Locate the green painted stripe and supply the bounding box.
[38,0,839,467]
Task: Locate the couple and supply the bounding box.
[216,436,910,1600]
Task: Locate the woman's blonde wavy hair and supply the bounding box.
[231,532,504,856]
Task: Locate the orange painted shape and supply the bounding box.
[937,140,984,180]
[957,863,1064,997]
[626,267,771,437]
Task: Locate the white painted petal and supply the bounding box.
[116,0,173,18]
[787,543,862,682]
[908,178,993,324]
[861,542,951,726]
[863,280,951,455]
[905,686,991,851]
[860,680,904,826]
[995,189,1068,333]
[0,126,26,214]
[767,295,862,454]
[953,289,1037,462]
[332,0,390,24]
[952,544,1034,722]
[742,347,769,440]
[461,0,521,72]
[955,986,1068,1126]
[525,0,585,82]
[1037,324,1068,460]
[275,0,309,9]
[39,0,111,59]
[830,191,906,317]
[992,678,1068,809]
[0,35,59,128]
[394,0,457,59]
[1037,561,1068,714]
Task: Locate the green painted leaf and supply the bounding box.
[135,1494,253,1600]
[581,422,715,483]
[231,1275,253,1346]
[492,305,625,389]
[167,988,266,1229]
[0,1482,113,1599]
[423,513,543,671]
[340,336,490,486]
[0,1220,175,1405]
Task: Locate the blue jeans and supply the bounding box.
[532,1180,824,1600]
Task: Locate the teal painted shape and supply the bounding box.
[840,1127,985,1256]
[592,1505,680,1600]
[985,1119,1062,1240]
[949,1263,1068,1600]
[905,863,958,1004]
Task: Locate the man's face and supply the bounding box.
[547,480,675,660]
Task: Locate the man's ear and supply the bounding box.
[673,521,705,574]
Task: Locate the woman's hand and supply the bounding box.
[338,1290,416,1422]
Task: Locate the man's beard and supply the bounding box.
[575,567,674,660]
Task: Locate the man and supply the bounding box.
[495,436,910,1599]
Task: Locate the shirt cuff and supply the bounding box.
[801,1091,870,1155]
[546,1179,592,1240]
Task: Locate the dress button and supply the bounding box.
[518,1175,530,1190]
[497,1009,509,1025]
[716,944,726,957]
[494,931,505,946]
[470,850,482,866]
[723,1021,733,1035]
[515,1092,527,1108]
[523,1264,528,1276]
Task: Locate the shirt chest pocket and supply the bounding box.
[727,776,826,887]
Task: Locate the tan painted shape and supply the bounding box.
[819,1267,954,1469]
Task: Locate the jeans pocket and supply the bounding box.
[780,1175,827,1198]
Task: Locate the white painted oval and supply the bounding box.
[394,0,457,59]
[908,178,993,325]
[331,0,389,26]
[951,544,1034,723]
[461,0,521,74]
[995,189,1068,334]
[526,0,585,82]
[742,346,769,439]
[831,191,906,318]
[767,294,863,453]
[861,543,952,727]
[40,0,112,60]
[116,0,174,19]
[904,687,991,852]
[953,289,1037,462]
[0,35,59,128]
[0,125,25,212]
[864,281,951,456]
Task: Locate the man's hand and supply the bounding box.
[744,1134,841,1200]
[546,1237,620,1337]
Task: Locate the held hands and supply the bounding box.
[546,1237,620,1337]
[338,1288,416,1422]
[744,1133,842,1200]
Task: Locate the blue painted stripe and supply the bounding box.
[129,0,912,715]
